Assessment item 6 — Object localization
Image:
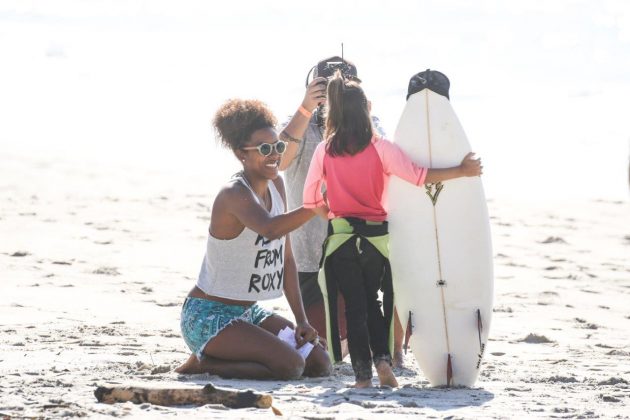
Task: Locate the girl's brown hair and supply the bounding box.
[324,70,373,156]
[213,99,277,152]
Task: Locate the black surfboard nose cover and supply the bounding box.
[407,69,450,100]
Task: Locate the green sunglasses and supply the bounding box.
[241,140,287,157]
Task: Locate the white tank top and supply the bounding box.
[196,176,286,301]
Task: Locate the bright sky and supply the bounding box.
[1,0,629,198]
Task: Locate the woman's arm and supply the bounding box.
[219,179,316,240]
[275,177,318,346]
[283,233,317,347]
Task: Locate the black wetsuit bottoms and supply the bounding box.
[327,235,391,381]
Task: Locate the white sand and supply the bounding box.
[1,151,629,419]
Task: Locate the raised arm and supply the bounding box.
[278,77,327,171]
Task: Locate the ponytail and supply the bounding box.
[324,70,373,157]
[325,71,345,141]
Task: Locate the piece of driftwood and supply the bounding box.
[94,383,273,409]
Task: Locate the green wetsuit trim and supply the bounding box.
[317,218,395,362]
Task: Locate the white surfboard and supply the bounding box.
[388,85,494,387]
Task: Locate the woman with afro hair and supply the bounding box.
[176,99,331,380]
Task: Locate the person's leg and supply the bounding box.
[175,353,275,378]
[304,300,327,338]
[330,239,373,387]
[337,293,349,358]
[359,240,398,387]
[299,271,330,350]
[300,270,349,359]
[177,319,305,380]
[176,298,305,379]
[258,314,331,377]
[304,291,350,359]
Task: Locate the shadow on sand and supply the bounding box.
[179,373,494,412]
[310,384,495,411]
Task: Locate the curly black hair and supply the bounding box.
[212,99,277,152]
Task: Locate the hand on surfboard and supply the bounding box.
[460,152,483,177]
[425,153,483,183]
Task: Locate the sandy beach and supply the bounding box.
[1,150,629,419]
[2,0,630,418]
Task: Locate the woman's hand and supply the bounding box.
[294,321,319,348]
[311,205,329,219]
[459,152,483,177]
[302,77,328,112]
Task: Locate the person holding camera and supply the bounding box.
[175,98,332,380]
[278,57,407,368]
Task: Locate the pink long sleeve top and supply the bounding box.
[303,136,428,222]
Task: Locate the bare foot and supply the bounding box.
[375,360,398,387]
[352,379,372,388]
[174,354,202,374]
[393,350,404,369]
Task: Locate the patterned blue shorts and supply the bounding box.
[180,297,273,360]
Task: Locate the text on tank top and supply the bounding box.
[196,176,286,300]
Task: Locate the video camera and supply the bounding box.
[314,60,359,83]
[305,57,360,88]
[305,51,361,126]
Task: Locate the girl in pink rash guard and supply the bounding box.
[303,70,482,388]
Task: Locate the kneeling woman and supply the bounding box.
[176,99,332,379]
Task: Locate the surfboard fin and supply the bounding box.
[477,309,483,350]
[476,309,486,369]
[404,311,413,354]
[447,353,453,387]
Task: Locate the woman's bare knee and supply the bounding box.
[304,348,332,377]
[270,352,305,380]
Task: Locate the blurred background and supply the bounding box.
[1,0,629,200]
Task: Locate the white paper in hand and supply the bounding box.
[277,326,314,360]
